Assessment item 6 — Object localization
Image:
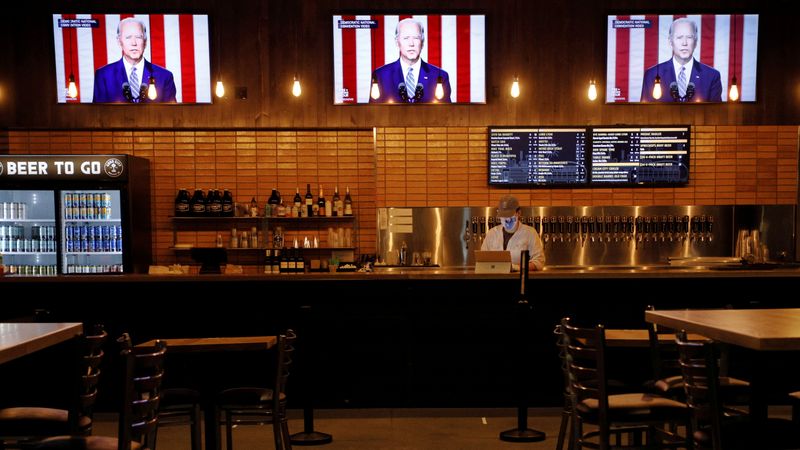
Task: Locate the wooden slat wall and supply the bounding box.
[4,125,797,266]
[376,125,799,207]
[5,130,376,265]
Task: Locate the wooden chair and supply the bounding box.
[561,317,690,450]
[215,329,296,450]
[675,330,799,450]
[0,324,107,448]
[152,388,202,450]
[28,333,167,450]
[554,324,575,450]
[645,306,749,402]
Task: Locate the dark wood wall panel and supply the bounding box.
[2,0,798,128]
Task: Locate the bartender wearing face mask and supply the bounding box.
[480,195,545,271]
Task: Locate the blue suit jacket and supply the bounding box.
[369,59,452,103]
[640,58,722,102]
[93,59,177,103]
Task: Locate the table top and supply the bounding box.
[0,322,84,365]
[645,308,800,351]
[136,336,277,352]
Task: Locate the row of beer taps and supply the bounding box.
[464,215,715,249]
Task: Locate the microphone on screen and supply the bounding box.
[398,82,409,102]
[122,82,133,103]
[669,82,680,101]
[685,82,695,101]
[413,83,424,102]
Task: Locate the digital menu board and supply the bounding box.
[590,127,690,185]
[488,127,588,186]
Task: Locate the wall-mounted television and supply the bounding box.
[590,126,690,185]
[332,14,485,104]
[52,14,211,104]
[488,127,589,186]
[606,14,758,103]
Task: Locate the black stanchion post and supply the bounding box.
[499,250,546,442]
[290,304,333,446]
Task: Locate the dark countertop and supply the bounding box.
[3,264,800,282]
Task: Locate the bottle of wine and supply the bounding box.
[332,186,341,217]
[344,186,353,216]
[305,183,313,217]
[318,186,326,217]
[249,197,258,217]
[293,187,302,217]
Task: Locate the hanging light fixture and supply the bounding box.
[652,75,663,100]
[215,25,225,98]
[728,15,739,102]
[370,75,380,100]
[587,80,598,101]
[292,75,302,97]
[435,76,445,100]
[147,75,157,100]
[66,25,78,99]
[510,75,520,98]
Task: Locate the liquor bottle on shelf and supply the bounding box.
[222,189,234,217]
[332,186,342,217]
[174,189,190,217]
[267,188,281,217]
[249,197,259,217]
[293,188,302,217]
[296,249,305,273]
[190,189,206,216]
[209,189,223,217]
[305,183,313,217]
[318,186,327,217]
[344,186,353,216]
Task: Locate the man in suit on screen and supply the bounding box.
[640,17,722,102]
[93,17,177,103]
[370,18,452,103]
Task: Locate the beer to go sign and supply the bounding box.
[0,155,127,181]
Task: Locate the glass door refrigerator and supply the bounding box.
[0,155,151,275]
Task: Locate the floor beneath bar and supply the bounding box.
[92,406,792,449]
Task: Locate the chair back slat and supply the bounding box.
[117,333,167,450]
[676,330,724,450]
[561,318,608,407]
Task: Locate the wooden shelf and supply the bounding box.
[171,246,355,252]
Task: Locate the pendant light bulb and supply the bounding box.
[587,80,598,101]
[147,76,157,100]
[652,75,662,100]
[292,76,302,97]
[728,76,739,101]
[215,79,225,98]
[370,76,380,100]
[67,74,78,99]
[435,76,445,100]
[510,76,520,98]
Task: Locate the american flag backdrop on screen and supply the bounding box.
[333,14,486,104]
[606,14,758,103]
[53,14,211,103]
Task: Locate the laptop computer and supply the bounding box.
[474,250,512,274]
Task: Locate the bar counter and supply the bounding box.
[4,263,800,282]
[3,265,799,409]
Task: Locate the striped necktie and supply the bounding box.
[406,67,415,91]
[678,66,687,98]
[130,67,140,100]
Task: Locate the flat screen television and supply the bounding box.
[590,126,690,185]
[488,127,589,186]
[605,14,758,103]
[332,14,486,104]
[52,14,211,104]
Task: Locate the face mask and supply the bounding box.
[501,216,517,232]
